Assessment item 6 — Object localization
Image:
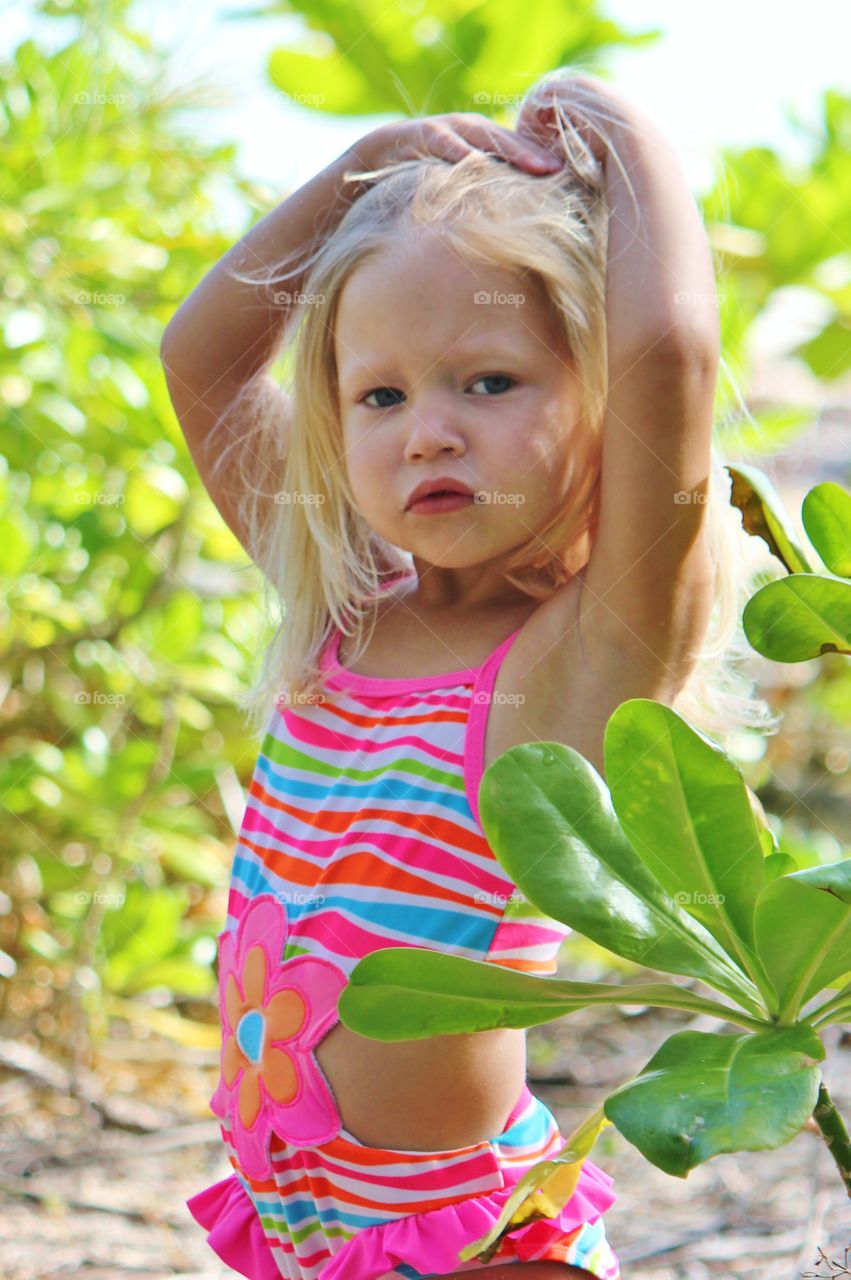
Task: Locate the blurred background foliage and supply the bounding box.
[1,0,849,1075]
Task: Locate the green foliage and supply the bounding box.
[604,1026,825,1177]
[702,90,851,388]
[342,697,851,1214]
[731,476,851,661]
[1,1,272,1025]
[727,463,816,574]
[254,0,661,118]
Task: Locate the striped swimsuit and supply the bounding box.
[187,588,621,1280]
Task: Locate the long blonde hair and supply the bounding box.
[214,72,781,752]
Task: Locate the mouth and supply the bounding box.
[406,490,476,516]
[404,478,476,512]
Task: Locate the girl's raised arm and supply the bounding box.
[159,150,371,559]
[518,75,720,701]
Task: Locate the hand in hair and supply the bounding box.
[515,71,632,178]
[347,112,565,179]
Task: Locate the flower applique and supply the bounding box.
[209,893,346,1177]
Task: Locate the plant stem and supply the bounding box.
[804,982,851,1026]
[812,1082,851,1198]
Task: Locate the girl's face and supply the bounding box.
[334,231,584,597]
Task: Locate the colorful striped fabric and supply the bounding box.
[225,615,573,979]
[197,1082,621,1280]
[187,599,622,1279]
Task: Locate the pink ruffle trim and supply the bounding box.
[186,1175,279,1280]
[187,1159,616,1280]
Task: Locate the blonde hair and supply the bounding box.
[215,69,781,754]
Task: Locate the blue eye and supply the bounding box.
[469,374,515,395]
[361,375,515,408]
[362,387,404,409]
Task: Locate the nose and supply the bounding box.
[402,397,466,461]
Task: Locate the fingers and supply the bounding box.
[448,113,563,173]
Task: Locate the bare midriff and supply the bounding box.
[313,1021,528,1151]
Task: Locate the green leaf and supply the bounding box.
[101,885,188,993]
[338,948,767,1042]
[158,833,225,887]
[122,592,205,663]
[124,465,187,537]
[753,862,851,1020]
[604,1026,824,1176]
[267,49,374,116]
[605,701,768,991]
[0,512,35,575]
[478,742,763,1014]
[796,316,851,380]
[764,851,799,882]
[726,462,815,573]
[743,573,851,661]
[801,481,851,578]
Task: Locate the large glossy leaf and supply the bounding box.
[801,482,851,578]
[743,574,851,661]
[478,742,763,1014]
[604,1026,825,1176]
[605,701,769,993]
[754,861,851,1019]
[726,462,815,573]
[338,948,767,1041]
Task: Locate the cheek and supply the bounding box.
[342,431,378,493]
[502,418,571,487]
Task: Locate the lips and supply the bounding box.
[405,477,475,510]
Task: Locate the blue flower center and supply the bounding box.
[236,1009,265,1063]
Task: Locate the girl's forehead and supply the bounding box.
[344,236,527,291]
[337,248,547,337]
[334,238,568,375]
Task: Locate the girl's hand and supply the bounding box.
[346,113,565,178]
[515,72,632,178]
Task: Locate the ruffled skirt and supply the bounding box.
[187,1084,620,1280]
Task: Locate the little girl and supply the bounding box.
[162,67,723,1280]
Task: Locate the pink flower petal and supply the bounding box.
[267,1046,342,1147]
[236,895,288,988]
[209,895,349,1159]
[272,955,348,1049]
[232,1098,273,1178]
